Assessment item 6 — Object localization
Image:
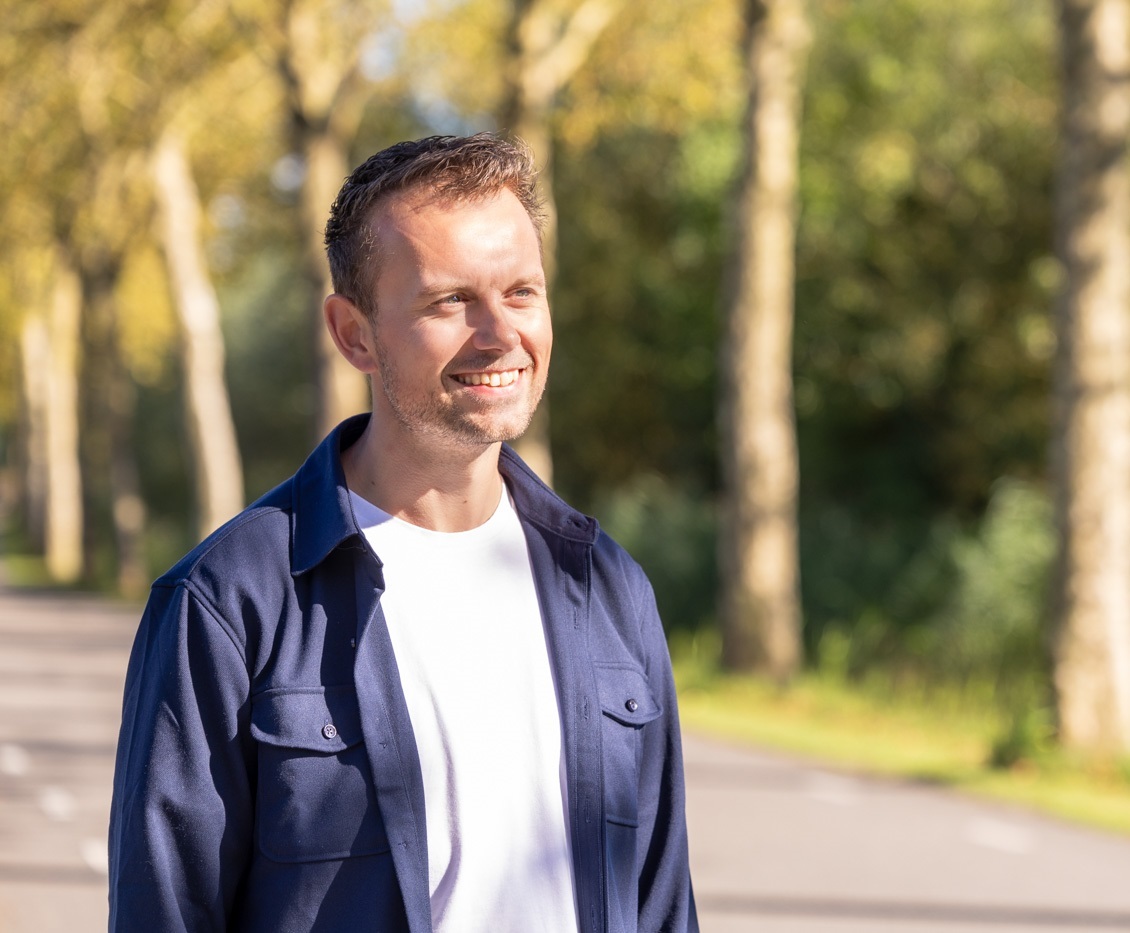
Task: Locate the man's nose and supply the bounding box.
[470,298,521,352]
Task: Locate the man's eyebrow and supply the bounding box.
[415,282,468,300]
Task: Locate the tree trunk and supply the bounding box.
[152,131,245,541]
[719,0,810,680]
[20,247,85,584]
[77,258,150,593]
[1052,0,1130,753]
[269,5,372,442]
[43,249,86,583]
[19,312,49,554]
[502,0,623,486]
[300,130,369,439]
[108,369,148,598]
[502,94,556,486]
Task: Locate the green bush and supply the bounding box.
[925,479,1053,699]
[808,478,1055,764]
[597,470,1055,767]
[594,475,717,635]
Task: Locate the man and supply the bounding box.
[109,133,697,932]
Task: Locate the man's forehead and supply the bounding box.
[363,187,539,265]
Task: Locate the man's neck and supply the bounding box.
[341,418,504,533]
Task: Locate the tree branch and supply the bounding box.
[521,0,625,111]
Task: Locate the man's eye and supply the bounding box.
[439,294,465,305]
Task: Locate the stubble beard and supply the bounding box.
[374,339,545,448]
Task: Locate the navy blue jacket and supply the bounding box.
[109,416,697,932]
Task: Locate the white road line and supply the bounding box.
[0,743,30,776]
[81,837,109,875]
[39,785,76,821]
[964,817,1035,855]
[803,772,861,806]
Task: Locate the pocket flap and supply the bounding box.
[595,664,662,726]
[251,685,363,752]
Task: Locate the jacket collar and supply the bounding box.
[290,415,368,576]
[290,414,599,576]
[497,445,599,545]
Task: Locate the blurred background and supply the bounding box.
[1,0,1129,838]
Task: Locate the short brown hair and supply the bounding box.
[324,133,544,317]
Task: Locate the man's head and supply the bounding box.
[325,133,544,319]
[322,135,552,452]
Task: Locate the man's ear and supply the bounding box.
[324,294,378,374]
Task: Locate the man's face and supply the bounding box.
[363,187,552,450]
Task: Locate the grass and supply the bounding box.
[672,648,1130,837]
[0,553,56,589]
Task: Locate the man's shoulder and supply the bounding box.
[591,524,647,581]
[590,525,654,612]
[154,415,364,597]
[153,478,296,596]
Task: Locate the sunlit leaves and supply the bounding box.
[115,245,177,388]
[559,0,742,149]
[796,0,1057,515]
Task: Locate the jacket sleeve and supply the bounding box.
[108,581,255,932]
[633,571,699,932]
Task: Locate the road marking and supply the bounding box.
[0,743,30,776]
[39,785,76,822]
[803,772,860,806]
[81,837,109,875]
[964,817,1034,854]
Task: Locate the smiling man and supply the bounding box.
[109,134,698,933]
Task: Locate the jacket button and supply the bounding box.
[625,699,639,713]
[322,723,338,739]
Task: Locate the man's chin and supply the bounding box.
[431,413,537,448]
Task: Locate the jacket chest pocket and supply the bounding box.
[595,663,662,827]
[250,685,390,863]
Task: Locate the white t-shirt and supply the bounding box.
[352,488,579,933]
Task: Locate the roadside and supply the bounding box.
[674,663,1130,838]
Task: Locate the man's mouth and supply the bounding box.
[450,369,522,387]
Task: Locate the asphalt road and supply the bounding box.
[2,587,1129,932]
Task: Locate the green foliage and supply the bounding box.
[812,479,1055,680]
[989,705,1055,770]
[927,479,1055,766]
[808,479,1055,763]
[801,504,961,657]
[786,0,1059,730]
[551,121,733,505]
[218,250,318,500]
[797,0,1055,518]
[593,474,717,636]
[929,479,1054,686]
[548,0,1062,736]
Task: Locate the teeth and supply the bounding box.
[454,370,519,387]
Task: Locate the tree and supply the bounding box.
[0,5,88,585]
[152,130,246,540]
[1051,0,1130,753]
[17,247,84,583]
[247,0,383,439]
[58,3,198,589]
[501,0,624,483]
[0,0,252,585]
[719,0,810,679]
